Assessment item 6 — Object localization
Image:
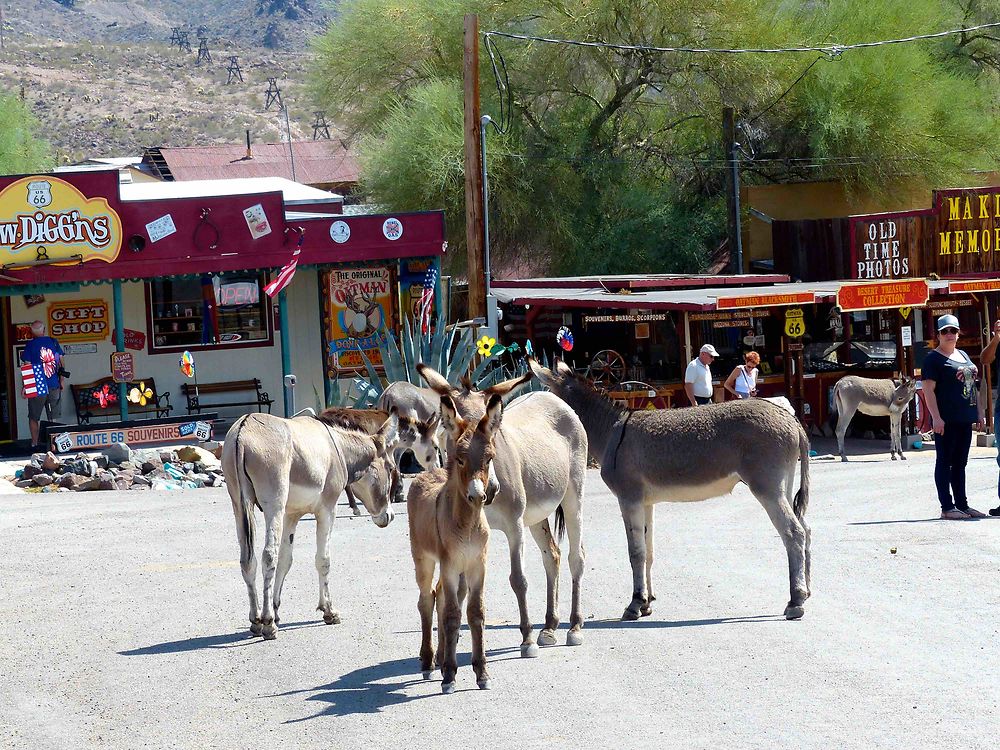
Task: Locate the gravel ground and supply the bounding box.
[1,443,998,749]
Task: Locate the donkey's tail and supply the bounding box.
[554,504,566,544]
[231,415,256,567]
[794,426,810,521]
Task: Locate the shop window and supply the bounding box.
[147,272,272,351]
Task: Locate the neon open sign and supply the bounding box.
[219,281,259,306]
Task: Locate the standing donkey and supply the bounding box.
[530,359,811,621]
[832,375,918,461]
[418,363,588,655]
[408,393,502,693]
[223,410,398,639]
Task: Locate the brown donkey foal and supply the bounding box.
[407,393,503,694]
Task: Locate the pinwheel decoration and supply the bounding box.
[179,350,195,378]
[525,339,534,358]
[92,384,117,408]
[557,326,574,352]
[129,381,153,406]
[477,335,496,357]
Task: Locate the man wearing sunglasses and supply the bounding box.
[921,314,987,519]
[979,318,1000,516]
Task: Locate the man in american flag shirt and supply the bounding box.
[20,321,66,450]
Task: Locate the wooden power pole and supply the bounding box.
[463,13,486,320]
[722,106,743,274]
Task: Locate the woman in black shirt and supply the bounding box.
[921,315,986,519]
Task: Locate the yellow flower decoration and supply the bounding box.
[477,335,496,357]
[129,381,153,406]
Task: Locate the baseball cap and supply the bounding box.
[700,344,720,356]
[936,314,960,332]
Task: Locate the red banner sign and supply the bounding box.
[947,279,1000,294]
[112,328,147,351]
[715,292,814,310]
[837,279,929,312]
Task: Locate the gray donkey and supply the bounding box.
[530,359,811,622]
[832,375,917,461]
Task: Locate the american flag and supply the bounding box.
[21,363,48,398]
[264,229,305,298]
[418,266,438,334]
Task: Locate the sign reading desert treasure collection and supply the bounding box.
[0,176,123,265]
[836,279,929,312]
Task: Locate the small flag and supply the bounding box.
[264,230,305,298]
[21,363,48,398]
[418,266,438,334]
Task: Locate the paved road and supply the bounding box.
[1,445,998,749]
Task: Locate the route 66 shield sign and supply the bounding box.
[26,180,53,208]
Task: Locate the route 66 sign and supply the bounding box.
[784,307,806,338]
[26,180,53,208]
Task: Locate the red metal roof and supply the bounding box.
[145,141,360,187]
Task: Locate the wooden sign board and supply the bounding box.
[110,351,134,383]
[948,279,1000,294]
[51,419,213,454]
[715,292,814,310]
[836,279,929,312]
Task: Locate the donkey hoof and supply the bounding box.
[323,612,341,625]
[640,604,653,617]
[352,507,362,516]
[249,621,263,636]
[566,629,584,647]
[621,607,641,622]
[840,456,848,462]
[520,642,539,658]
[477,678,492,690]
[441,681,456,695]
[421,670,433,680]
[784,604,805,620]
[900,454,907,460]
[261,624,278,640]
[537,629,558,647]
[891,454,898,461]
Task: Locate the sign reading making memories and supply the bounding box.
[0,176,123,266]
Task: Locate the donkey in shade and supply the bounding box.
[530,359,812,621]
[832,375,918,461]
[418,363,588,654]
[407,393,503,693]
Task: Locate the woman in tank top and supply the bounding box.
[724,351,760,400]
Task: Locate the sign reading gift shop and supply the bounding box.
[836,279,929,312]
[322,266,392,370]
[48,299,109,342]
[850,186,1000,280]
[0,176,123,266]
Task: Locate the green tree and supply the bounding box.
[311,0,1000,276]
[0,92,52,174]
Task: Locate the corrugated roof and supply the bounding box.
[120,177,343,205]
[145,140,359,186]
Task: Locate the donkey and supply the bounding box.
[318,406,440,513]
[530,359,811,621]
[378,380,440,423]
[832,375,918,461]
[408,393,502,693]
[418,363,588,655]
[222,410,398,639]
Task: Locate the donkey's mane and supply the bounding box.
[314,408,385,435]
[564,368,627,417]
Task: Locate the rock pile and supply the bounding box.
[11,443,226,493]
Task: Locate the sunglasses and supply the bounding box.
[940,327,959,335]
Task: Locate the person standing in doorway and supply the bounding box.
[978,318,1000,516]
[20,320,66,451]
[685,344,718,406]
[921,314,986,520]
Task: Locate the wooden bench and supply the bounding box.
[181,379,274,415]
[70,377,172,424]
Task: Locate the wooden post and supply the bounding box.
[463,14,486,319]
[722,107,741,273]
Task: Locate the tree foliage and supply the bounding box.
[0,93,52,175]
[311,0,1000,276]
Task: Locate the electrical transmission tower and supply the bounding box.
[312,111,331,140]
[176,30,191,53]
[196,37,211,65]
[169,28,181,48]
[264,77,284,111]
[226,56,244,84]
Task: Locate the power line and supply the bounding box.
[484,21,1000,57]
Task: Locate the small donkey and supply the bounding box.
[407,393,502,694]
[832,375,918,461]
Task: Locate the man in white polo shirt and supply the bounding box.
[684,344,718,406]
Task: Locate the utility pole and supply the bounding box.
[312,111,331,140]
[722,106,744,274]
[463,13,486,320]
[264,77,284,111]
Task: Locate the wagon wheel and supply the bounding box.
[587,349,627,389]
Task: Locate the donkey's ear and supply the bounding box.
[439,394,465,440]
[426,412,440,431]
[478,393,504,438]
[459,374,475,391]
[528,358,554,384]
[483,370,532,399]
[555,359,574,377]
[417,363,452,395]
[374,411,398,454]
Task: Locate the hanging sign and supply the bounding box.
[836,279,929,312]
[0,176,123,265]
[47,299,109,342]
[110,351,134,383]
[784,308,806,338]
[715,292,814,310]
[948,279,1000,294]
[111,328,146,351]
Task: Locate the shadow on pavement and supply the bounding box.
[475,614,783,632]
[118,620,324,656]
[275,646,521,719]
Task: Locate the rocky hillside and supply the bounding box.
[0,1,340,162]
